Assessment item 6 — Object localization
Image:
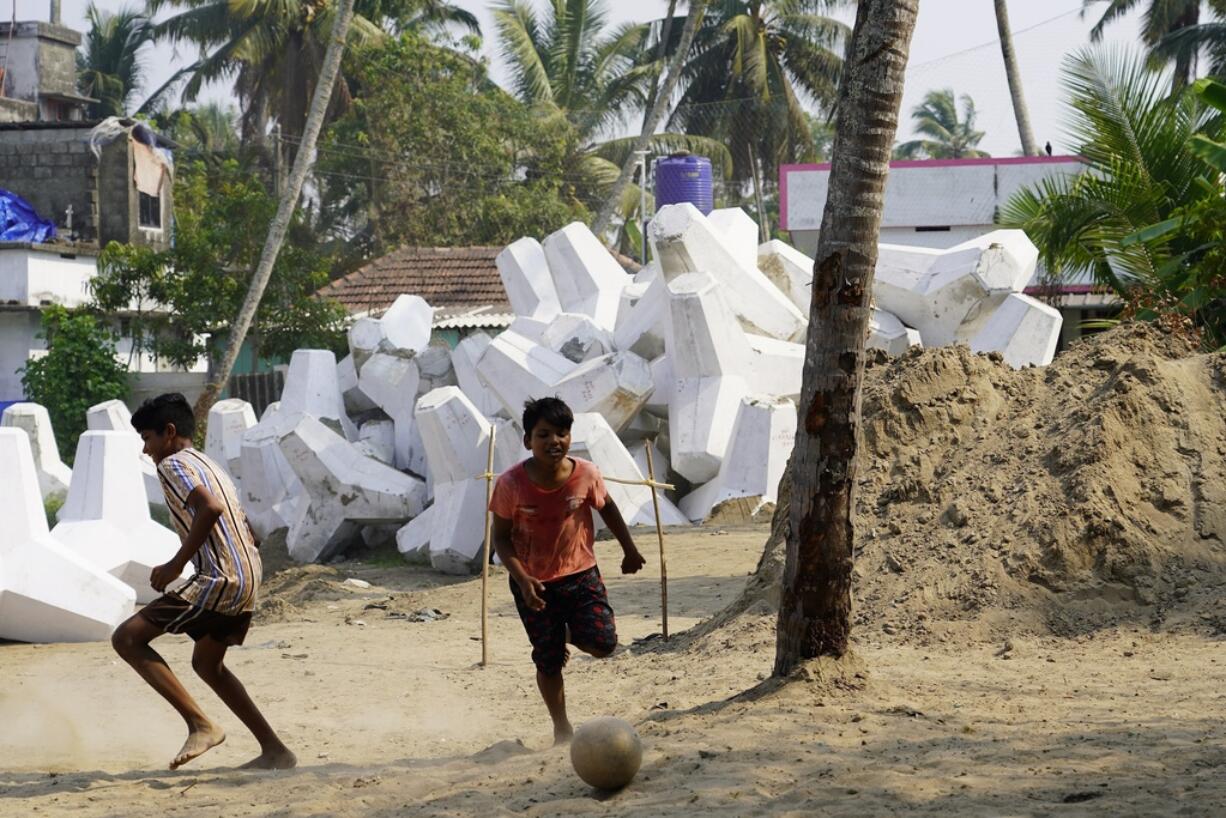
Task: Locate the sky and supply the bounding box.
[29,0,1146,157]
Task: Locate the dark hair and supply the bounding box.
[131,393,195,439]
[522,396,573,435]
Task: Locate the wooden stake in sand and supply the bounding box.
[479,426,497,667]
[643,441,670,641]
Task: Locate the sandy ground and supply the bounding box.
[3,523,1225,817]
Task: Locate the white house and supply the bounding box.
[0,242,205,406]
[780,156,1118,348]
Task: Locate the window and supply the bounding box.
[914,226,951,233]
[139,192,161,228]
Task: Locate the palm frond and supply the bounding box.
[493,0,554,105]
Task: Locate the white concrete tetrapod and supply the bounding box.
[867,309,923,357]
[758,239,814,313]
[679,395,796,522]
[0,428,135,643]
[84,399,166,509]
[52,431,188,602]
[280,348,356,440]
[277,414,426,564]
[969,292,1062,368]
[664,272,753,483]
[205,398,257,484]
[874,230,1040,347]
[554,351,654,433]
[496,236,563,322]
[706,207,760,272]
[0,402,71,500]
[395,387,520,573]
[357,352,422,471]
[450,332,504,418]
[238,403,306,539]
[474,329,576,419]
[649,203,807,341]
[348,294,433,365]
[542,222,628,332]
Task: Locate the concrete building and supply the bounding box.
[0,121,175,250]
[0,6,189,407]
[780,156,1118,348]
[0,3,94,124]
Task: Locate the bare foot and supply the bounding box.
[170,723,225,769]
[553,724,574,746]
[239,745,297,770]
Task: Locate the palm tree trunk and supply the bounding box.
[773,0,919,676]
[751,147,770,242]
[193,0,357,424]
[642,0,679,128]
[1169,3,1200,91]
[994,0,1038,156]
[590,0,707,237]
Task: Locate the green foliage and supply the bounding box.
[20,306,130,460]
[1000,48,1225,348]
[44,495,65,529]
[894,89,989,160]
[142,0,388,138]
[318,32,590,260]
[671,0,848,183]
[492,0,731,217]
[93,160,349,368]
[1086,0,1207,89]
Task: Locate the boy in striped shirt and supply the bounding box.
[110,393,295,771]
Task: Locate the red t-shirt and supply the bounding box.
[489,457,609,583]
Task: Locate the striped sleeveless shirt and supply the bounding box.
[158,448,262,616]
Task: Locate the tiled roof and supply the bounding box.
[318,246,509,317]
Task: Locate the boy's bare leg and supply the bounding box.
[111,615,226,769]
[537,670,574,745]
[191,637,296,770]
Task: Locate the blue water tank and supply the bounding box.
[654,153,713,215]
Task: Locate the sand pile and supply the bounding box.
[845,323,1226,640]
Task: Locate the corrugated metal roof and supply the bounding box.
[431,306,516,330]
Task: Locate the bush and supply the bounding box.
[20,306,129,460]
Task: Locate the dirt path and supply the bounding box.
[2,523,1224,816]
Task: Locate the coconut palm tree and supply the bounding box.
[894,89,990,159]
[76,3,154,118]
[999,48,1218,303]
[995,0,1039,155]
[666,0,848,180]
[142,1,476,142]
[775,0,920,674]
[1082,0,1204,89]
[669,0,849,238]
[493,0,731,212]
[141,1,387,141]
[155,102,241,156]
[1151,2,1226,79]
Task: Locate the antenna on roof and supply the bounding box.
[50,1,61,25]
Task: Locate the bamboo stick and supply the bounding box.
[643,440,669,641]
[479,426,497,667]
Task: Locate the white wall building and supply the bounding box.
[780,156,1117,347]
[0,242,205,405]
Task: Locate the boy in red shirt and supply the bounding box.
[490,396,646,744]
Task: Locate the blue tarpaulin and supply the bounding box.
[0,188,57,243]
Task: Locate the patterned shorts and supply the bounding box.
[138,593,253,646]
[510,566,618,676]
